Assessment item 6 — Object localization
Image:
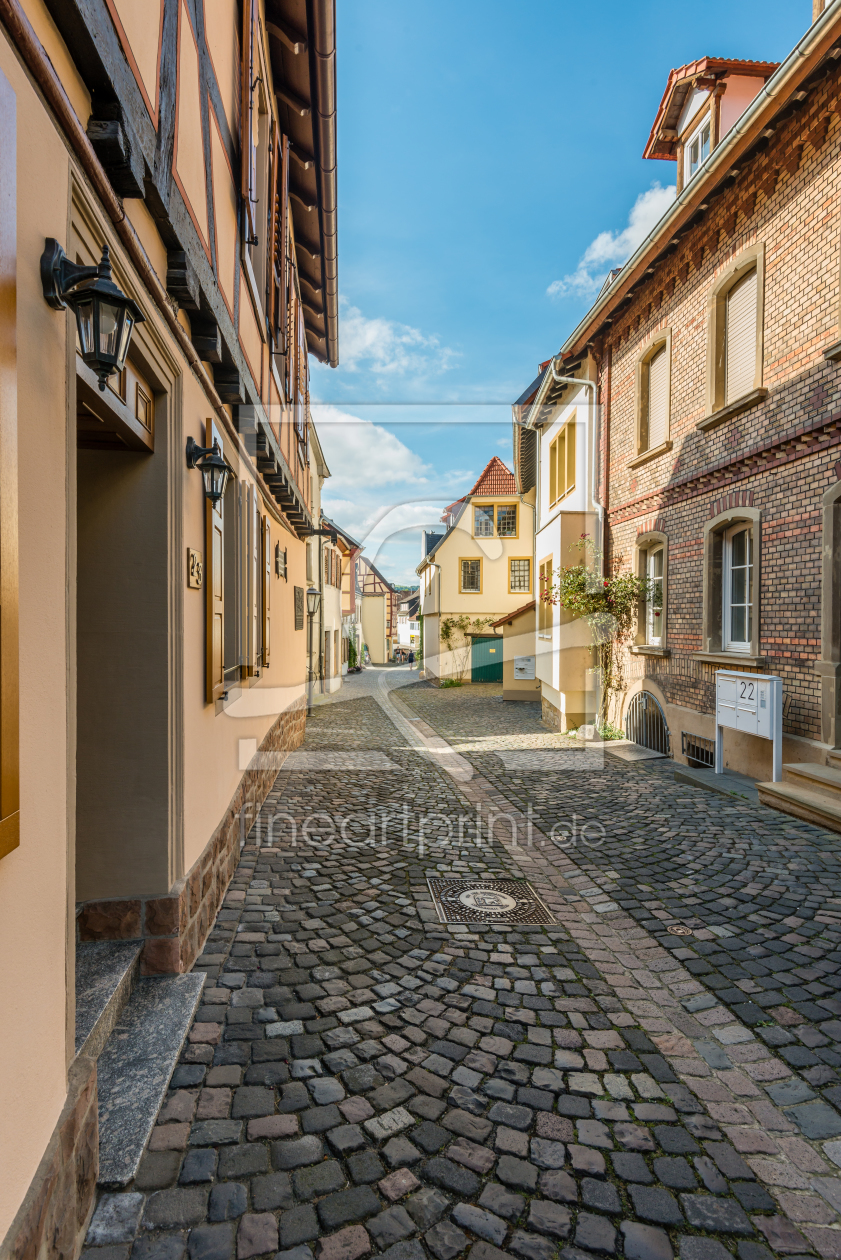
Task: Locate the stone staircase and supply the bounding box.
[75,940,204,1188]
[757,749,841,833]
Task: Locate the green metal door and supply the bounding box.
[471,635,503,683]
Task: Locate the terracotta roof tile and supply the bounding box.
[469,456,516,497]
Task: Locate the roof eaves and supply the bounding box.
[490,600,536,628]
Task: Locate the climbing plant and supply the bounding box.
[439,614,495,682]
[543,536,656,728]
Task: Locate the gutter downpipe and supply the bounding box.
[558,0,841,357]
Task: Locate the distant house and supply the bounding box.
[360,556,399,663]
[396,590,421,650]
[417,457,535,683]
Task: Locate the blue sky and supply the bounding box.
[311,0,806,583]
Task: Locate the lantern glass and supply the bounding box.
[99,299,122,358]
[117,312,133,370]
[307,587,321,616]
[76,300,94,355]
[202,461,228,505]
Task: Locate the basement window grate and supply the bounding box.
[682,731,715,768]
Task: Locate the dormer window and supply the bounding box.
[686,116,711,181]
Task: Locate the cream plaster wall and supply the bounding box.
[0,34,73,1242]
[181,396,306,878]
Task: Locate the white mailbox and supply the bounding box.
[715,670,783,781]
[514,656,536,680]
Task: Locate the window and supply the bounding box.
[634,533,668,652]
[699,507,761,661]
[725,269,758,406]
[632,334,672,464]
[461,559,481,593]
[723,524,753,653]
[647,345,668,449]
[538,559,552,633]
[474,505,494,537]
[702,246,765,428]
[686,117,710,182]
[497,505,517,537]
[549,420,576,506]
[509,558,531,594]
[646,547,664,646]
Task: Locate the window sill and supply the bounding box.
[696,388,768,432]
[824,338,841,362]
[628,440,673,469]
[691,651,767,668]
[630,645,671,657]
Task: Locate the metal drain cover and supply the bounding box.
[427,877,555,925]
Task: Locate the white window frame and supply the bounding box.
[723,522,753,654]
[685,114,711,183]
[646,546,664,646]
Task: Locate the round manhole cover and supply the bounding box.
[666,925,694,936]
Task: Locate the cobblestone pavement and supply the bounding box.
[82,672,841,1260]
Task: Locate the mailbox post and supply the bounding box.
[715,670,783,782]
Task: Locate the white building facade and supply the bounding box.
[514,358,602,731]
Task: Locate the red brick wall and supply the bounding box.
[600,66,841,742]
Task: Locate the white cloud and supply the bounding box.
[547,182,676,299]
[312,406,431,490]
[338,297,458,376]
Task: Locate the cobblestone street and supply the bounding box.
[83,672,841,1260]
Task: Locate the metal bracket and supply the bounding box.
[40,238,98,311]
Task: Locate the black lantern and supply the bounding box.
[41,238,145,390]
[186,437,231,507]
[306,586,321,616]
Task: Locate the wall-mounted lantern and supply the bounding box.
[186,437,231,507]
[41,239,144,390]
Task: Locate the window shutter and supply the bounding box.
[725,268,757,405]
[245,485,258,672]
[240,0,258,242]
[206,421,226,702]
[262,515,271,667]
[566,421,576,494]
[548,437,557,504]
[647,346,668,449]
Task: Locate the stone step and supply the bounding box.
[97,972,205,1187]
[757,778,841,834]
[827,749,841,771]
[783,760,841,801]
[75,940,143,1060]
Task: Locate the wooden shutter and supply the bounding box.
[725,268,757,405]
[240,0,258,242]
[206,420,226,702]
[647,346,668,449]
[262,514,271,667]
[244,484,258,673]
[565,421,576,495]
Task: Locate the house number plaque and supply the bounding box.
[187,548,203,589]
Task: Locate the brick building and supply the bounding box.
[543,3,841,822]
